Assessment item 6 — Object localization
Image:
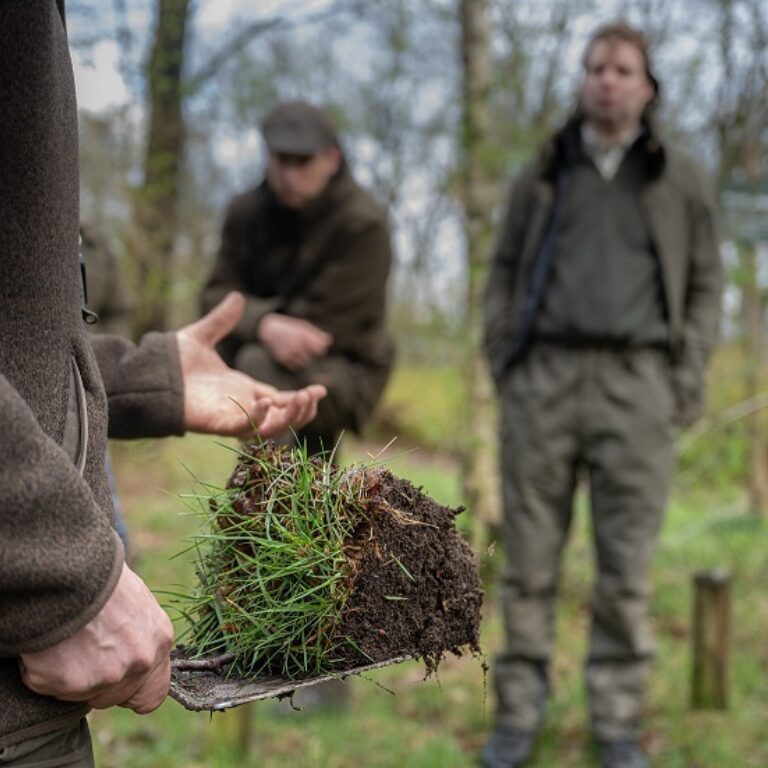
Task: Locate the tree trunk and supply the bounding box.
[739,243,768,514]
[131,0,190,337]
[458,0,500,553]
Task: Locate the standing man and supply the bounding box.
[0,3,324,766]
[483,22,721,768]
[201,100,395,455]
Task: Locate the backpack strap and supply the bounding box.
[505,166,571,368]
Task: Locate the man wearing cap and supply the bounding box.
[482,22,721,768]
[201,100,395,454]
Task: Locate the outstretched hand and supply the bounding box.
[176,293,326,437]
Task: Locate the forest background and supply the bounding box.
[67,1,768,765]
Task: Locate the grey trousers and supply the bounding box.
[0,719,93,767]
[494,345,675,740]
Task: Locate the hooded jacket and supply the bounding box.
[0,1,185,746]
[484,116,722,426]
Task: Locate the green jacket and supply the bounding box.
[0,1,185,747]
[201,167,395,431]
[484,117,722,426]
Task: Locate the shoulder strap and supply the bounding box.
[506,167,571,367]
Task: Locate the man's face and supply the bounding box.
[580,39,654,133]
[266,146,341,208]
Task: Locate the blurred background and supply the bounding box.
[67,0,768,765]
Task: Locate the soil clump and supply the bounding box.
[178,442,483,680]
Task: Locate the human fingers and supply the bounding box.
[267,384,326,410]
[180,292,245,348]
[265,388,322,433]
[116,653,172,714]
[255,403,295,438]
[302,384,327,404]
[248,396,274,432]
[300,326,333,357]
[297,388,322,425]
[87,591,173,711]
[84,670,147,710]
[85,646,170,713]
[280,348,312,372]
[250,380,279,398]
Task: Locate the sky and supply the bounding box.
[73,40,131,112]
[70,0,337,112]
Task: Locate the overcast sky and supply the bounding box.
[70,0,336,112]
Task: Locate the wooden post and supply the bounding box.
[691,570,731,709]
[207,703,254,758]
[236,703,253,756]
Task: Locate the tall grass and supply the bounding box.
[172,441,374,678]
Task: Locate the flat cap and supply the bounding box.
[261,100,339,156]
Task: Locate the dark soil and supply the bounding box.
[178,443,483,682]
[333,468,483,672]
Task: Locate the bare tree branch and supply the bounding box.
[185,6,347,94]
[185,16,285,93]
[112,0,141,92]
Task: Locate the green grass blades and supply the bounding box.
[171,440,371,679]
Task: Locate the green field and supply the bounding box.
[91,423,768,768]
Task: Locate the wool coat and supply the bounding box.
[0,1,185,747]
[201,168,395,434]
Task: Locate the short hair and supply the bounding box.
[583,21,660,107]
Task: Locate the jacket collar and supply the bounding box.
[262,162,357,225]
[538,112,666,182]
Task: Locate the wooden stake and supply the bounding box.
[236,703,253,756]
[691,570,731,709]
[207,703,254,758]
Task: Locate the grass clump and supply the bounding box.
[174,440,371,679]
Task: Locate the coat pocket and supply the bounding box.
[61,356,89,474]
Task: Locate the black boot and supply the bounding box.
[480,727,537,768]
[595,738,648,768]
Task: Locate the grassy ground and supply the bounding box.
[93,432,768,767]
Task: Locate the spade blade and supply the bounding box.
[170,654,412,711]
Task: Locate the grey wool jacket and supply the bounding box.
[0,1,185,747]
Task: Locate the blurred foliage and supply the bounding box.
[370,363,467,455]
[677,342,768,493]
[94,433,768,767]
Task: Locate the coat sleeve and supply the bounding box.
[0,374,124,655]
[483,170,532,383]
[200,200,281,342]
[90,332,186,439]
